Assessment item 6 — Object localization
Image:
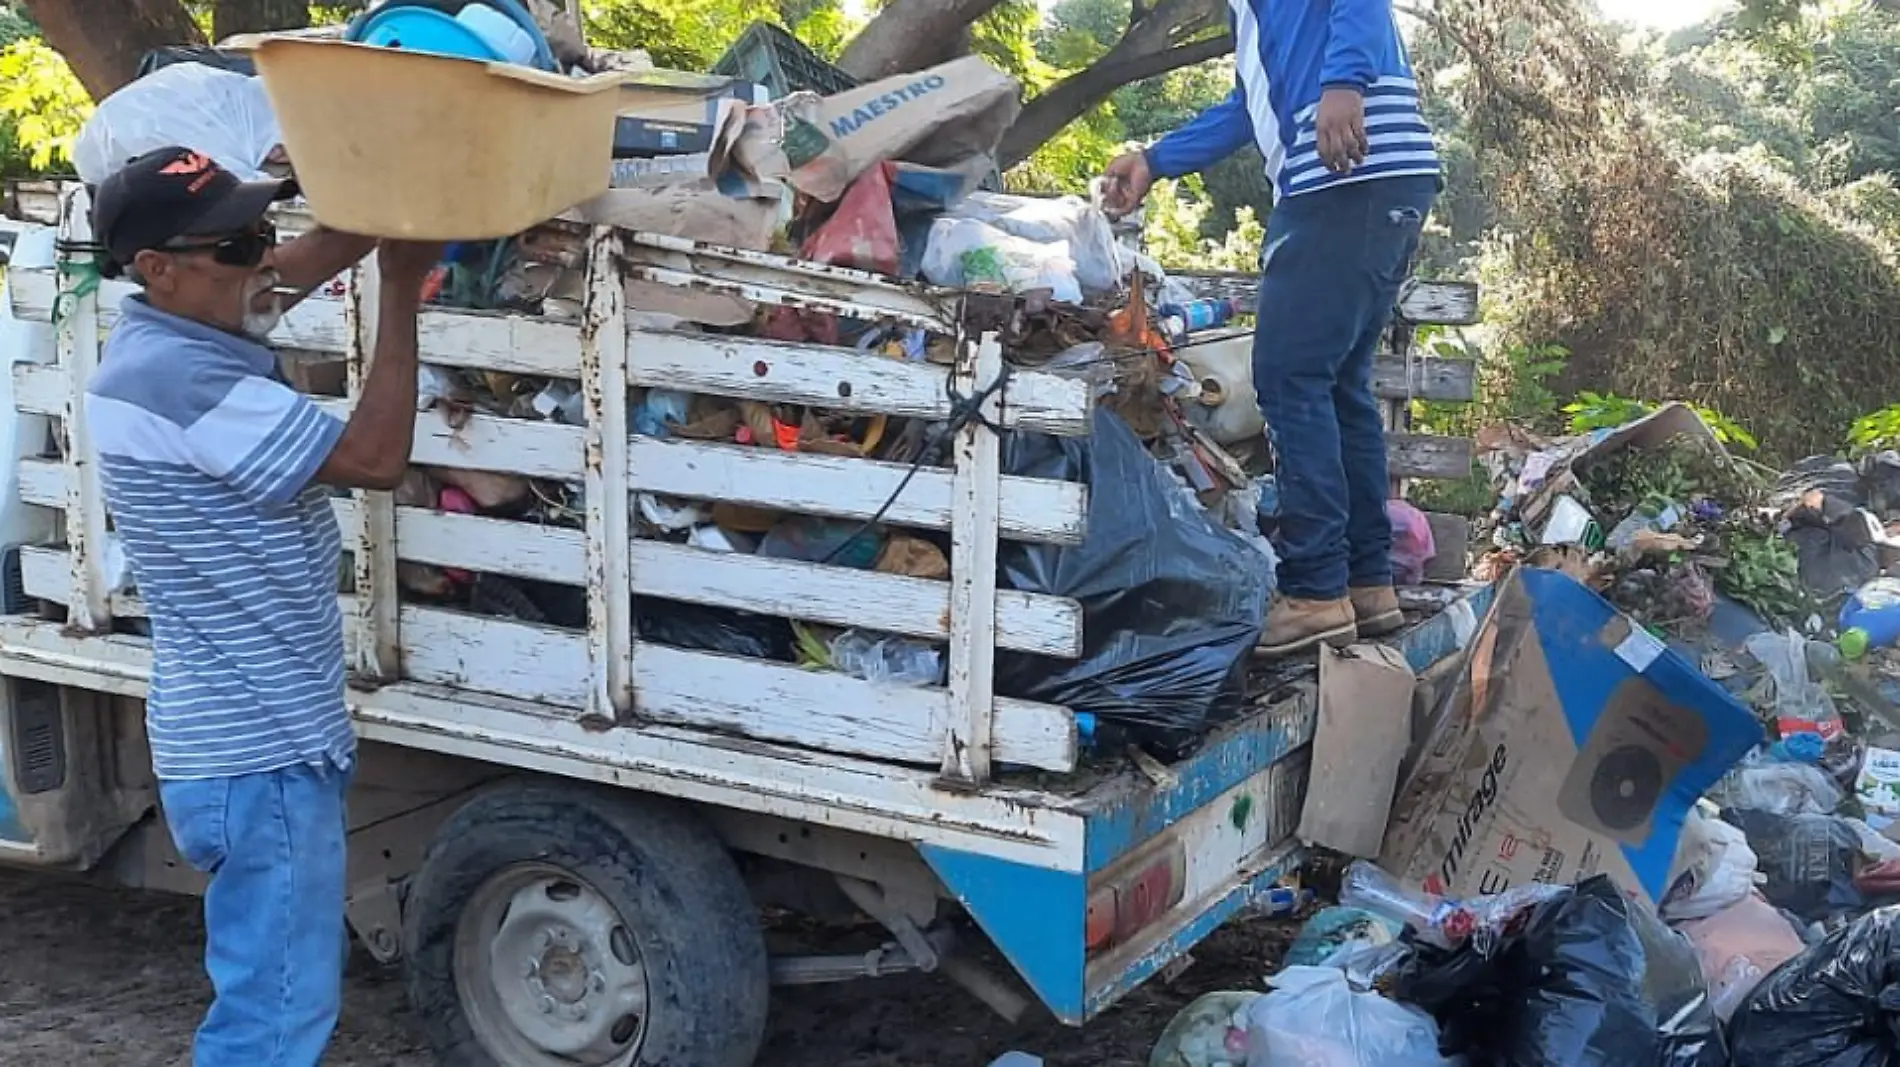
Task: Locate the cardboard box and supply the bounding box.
[1299,644,1416,858]
[1857,746,1900,832]
[1379,567,1762,904]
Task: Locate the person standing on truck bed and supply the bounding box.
[1101,0,1439,657]
[83,146,442,1067]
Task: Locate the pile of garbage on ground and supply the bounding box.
[63,36,1465,765]
[1072,403,1900,1066]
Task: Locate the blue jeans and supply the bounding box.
[160,762,351,1067]
[1254,175,1438,600]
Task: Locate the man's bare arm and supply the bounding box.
[313,242,443,491]
[267,227,381,312]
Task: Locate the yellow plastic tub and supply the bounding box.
[251,38,627,240]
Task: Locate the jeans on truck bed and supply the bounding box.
[1253,174,1439,600]
[160,760,351,1067]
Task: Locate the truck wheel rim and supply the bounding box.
[453,861,650,1066]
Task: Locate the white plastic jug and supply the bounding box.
[1178,329,1265,445]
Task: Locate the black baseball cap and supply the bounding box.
[92,145,296,269]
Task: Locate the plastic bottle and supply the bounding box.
[1157,297,1240,334]
[1841,577,1900,653]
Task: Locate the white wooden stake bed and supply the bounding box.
[0,184,1491,1062]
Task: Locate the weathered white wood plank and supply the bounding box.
[631,640,1075,772]
[17,372,1089,542]
[17,476,1076,655]
[630,437,1087,546]
[622,232,958,332]
[7,266,581,377]
[346,257,402,681]
[19,545,145,617]
[53,188,110,634]
[15,547,1075,770]
[630,330,1092,438]
[10,364,59,417]
[12,276,1094,440]
[343,498,585,584]
[634,541,1081,658]
[15,459,60,511]
[0,613,1090,868]
[317,401,584,480]
[581,227,635,721]
[1172,272,1483,327]
[942,333,1005,786]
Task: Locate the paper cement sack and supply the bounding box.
[1379,567,1762,905]
[733,55,1021,203]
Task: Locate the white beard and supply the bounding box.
[242,274,284,341]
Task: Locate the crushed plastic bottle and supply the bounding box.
[1339,861,1566,953]
[829,630,943,687]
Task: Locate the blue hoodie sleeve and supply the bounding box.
[1143,88,1253,179]
[1321,0,1389,90]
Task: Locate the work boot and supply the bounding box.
[1255,596,1357,658]
[1351,585,1405,638]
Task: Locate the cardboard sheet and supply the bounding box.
[1299,644,1416,858]
[732,54,1020,203]
[1379,566,1763,904]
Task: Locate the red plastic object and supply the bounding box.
[800,161,900,276]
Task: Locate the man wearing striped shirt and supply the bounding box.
[1104,0,1440,657]
[84,146,440,1067]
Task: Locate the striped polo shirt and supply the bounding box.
[87,297,352,781]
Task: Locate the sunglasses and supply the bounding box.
[160,224,277,268]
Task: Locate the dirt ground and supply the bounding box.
[0,868,1294,1066]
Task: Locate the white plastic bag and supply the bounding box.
[942,192,1128,292]
[1663,804,1763,921]
[1742,630,1843,740]
[920,217,1083,303]
[75,63,282,185]
[1245,966,1457,1067]
[1711,761,1844,817]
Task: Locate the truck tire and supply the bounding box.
[402,780,769,1067]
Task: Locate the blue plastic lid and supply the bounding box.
[355,7,507,63]
[346,0,559,71]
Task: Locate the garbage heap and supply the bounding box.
[1149,404,1900,1066]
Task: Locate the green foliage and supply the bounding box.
[0,38,90,172]
[1565,391,1655,434]
[581,0,846,70]
[1847,402,1900,456]
[1004,106,1120,193]
[1561,393,1758,450]
[1137,177,1264,271]
[1719,526,1806,621]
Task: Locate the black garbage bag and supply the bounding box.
[1395,876,1726,1067]
[634,598,795,662]
[1861,451,1900,519]
[1728,906,1900,1067]
[996,409,1271,759]
[1721,808,1865,922]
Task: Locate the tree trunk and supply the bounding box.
[834,0,1008,82]
[997,0,1231,169]
[213,0,311,42]
[20,0,205,98]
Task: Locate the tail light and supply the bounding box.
[1086,841,1187,955]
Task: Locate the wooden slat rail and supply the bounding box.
[1172,272,1483,486]
[9,202,1097,782]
